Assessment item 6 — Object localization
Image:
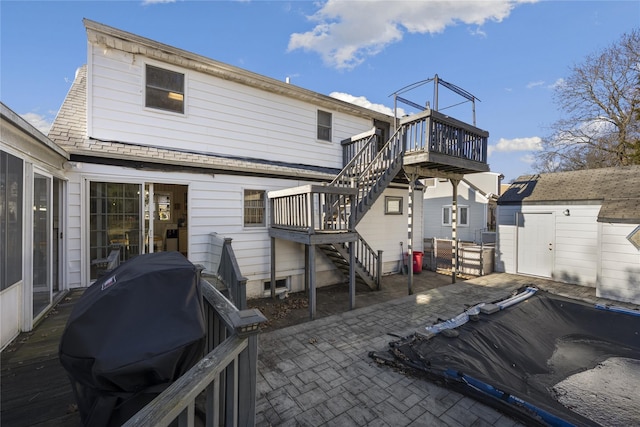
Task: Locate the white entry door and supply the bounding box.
[517,212,554,277]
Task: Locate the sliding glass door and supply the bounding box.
[32,173,51,317]
[89,182,142,280]
[88,181,188,281]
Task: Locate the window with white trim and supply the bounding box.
[317,110,332,141]
[244,189,266,227]
[145,64,185,114]
[442,205,469,227]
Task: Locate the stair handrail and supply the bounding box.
[350,234,382,290]
[331,128,379,188]
[349,124,406,226]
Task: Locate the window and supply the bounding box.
[1,151,23,290]
[145,64,185,113]
[442,205,469,227]
[89,182,141,280]
[263,278,288,293]
[317,110,332,141]
[244,190,266,227]
[385,196,403,214]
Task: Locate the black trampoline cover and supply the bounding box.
[375,291,640,426]
[59,252,206,427]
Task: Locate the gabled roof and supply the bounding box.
[498,166,640,223]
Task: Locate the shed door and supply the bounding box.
[517,212,553,277]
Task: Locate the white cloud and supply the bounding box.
[330,92,406,117]
[288,0,533,70]
[21,112,53,135]
[142,0,176,5]
[526,80,545,89]
[519,153,536,164]
[548,78,565,89]
[488,136,542,156]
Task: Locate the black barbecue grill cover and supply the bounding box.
[59,252,206,427]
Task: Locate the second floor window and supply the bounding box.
[317,110,332,141]
[443,205,469,227]
[244,190,266,227]
[145,65,185,114]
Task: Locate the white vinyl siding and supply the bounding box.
[356,187,422,274]
[598,223,640,304]
[496,204,599,287]
[88,47,373,170]
[64,163,350,297]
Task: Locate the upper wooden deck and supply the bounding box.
[400,108,489,177]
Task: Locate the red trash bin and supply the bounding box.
[404,252,423,273]
[412,251,423,273]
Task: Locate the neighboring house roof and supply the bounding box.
[2,102,69,161]
[462,178,498,202]
[498,166,640,223]
[48,66,338,181]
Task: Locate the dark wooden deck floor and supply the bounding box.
[1,290,84,427]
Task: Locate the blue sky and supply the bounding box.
[1,0,638,182]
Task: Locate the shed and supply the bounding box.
[496,166,640,304]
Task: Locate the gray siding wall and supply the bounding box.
[423,180,487,243]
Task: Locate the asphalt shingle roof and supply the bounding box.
[498,166,640,223]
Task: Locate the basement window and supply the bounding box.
[145,64,185,114]
[263,278,289,293]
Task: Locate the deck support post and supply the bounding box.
[308,244,316,320]
[407,174,417,295]
[450,178,460,283]
[304,245,310,292]
[270,237,276,299]
[349,240,356,310]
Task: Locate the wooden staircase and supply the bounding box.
[268,109,489,311]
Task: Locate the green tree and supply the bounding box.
[535,30,640,172]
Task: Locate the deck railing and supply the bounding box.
[401,109,488,163]
[123,277,266,427]
[339,128,379,171]
[219,237,248,310]
[269,184,357,233]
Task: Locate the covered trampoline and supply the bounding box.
[370,288,640,426]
